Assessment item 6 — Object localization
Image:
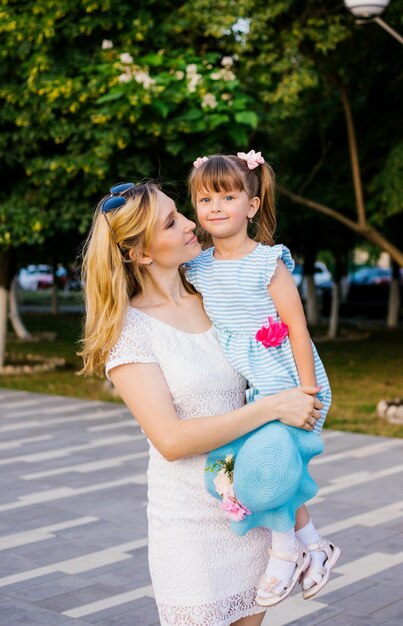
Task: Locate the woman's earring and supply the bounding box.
[249,218,254,224]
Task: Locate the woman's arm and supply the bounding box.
[268,259,317,388]
[110,362,322,462]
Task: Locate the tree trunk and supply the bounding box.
[303,250,318,326]
[51,282,58,316]
[387,263,401,329]
[0,249,14,368]
[328,252,348,339]
[328,280,340,339]
[9,277,31,339]
[305,275,318,326]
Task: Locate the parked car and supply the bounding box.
[292,262,332,288]
[18,265,54,291]
[348,267,403,285]
[343,266,403,318]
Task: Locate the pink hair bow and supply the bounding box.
[237,150,265,170]
[193,156,209,168]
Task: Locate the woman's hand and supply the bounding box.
[263,386,323,431]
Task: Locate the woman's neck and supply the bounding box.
[132,267,187,309]
[212,234,257,260]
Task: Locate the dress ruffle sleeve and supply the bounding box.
[263,244,295,287]
[183,257,198,287]
[105,310,157,380]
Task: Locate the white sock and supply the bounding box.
[295,519,320,546]
[264,529,298,583]
[296,519,327,588]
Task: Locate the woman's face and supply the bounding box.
[147,190,201,267]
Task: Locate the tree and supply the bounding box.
[1,1,401,368]
[0,0,260,366]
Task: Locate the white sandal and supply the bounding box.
[256,540,311,607]
[301,537,342,600]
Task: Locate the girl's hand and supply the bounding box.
[264,386,323,431]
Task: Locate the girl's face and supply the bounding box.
[146,190,201,267]
[195,189,259,240]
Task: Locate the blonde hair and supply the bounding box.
[77,183,160,378]
[188,154,276,248]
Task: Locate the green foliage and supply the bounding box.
[0,0,258,249]
[369,142,403,224]
[0,0,401,256]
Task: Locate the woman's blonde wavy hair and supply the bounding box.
[188,154,276,249]
[77,182,160,378]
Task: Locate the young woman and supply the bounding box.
[79,181,323,626]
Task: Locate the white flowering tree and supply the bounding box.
[0,0,262,367]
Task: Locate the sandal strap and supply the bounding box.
[306,537,334,557]
[268,547,300,563]
[268,541,308,567]
[304,565,326,582]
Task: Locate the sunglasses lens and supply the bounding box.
[110,182,134,195]
[102,196,126,214]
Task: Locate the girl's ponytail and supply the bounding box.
[255,162,276,246]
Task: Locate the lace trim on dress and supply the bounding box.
[105,308,157,380]
[159,586,264,626]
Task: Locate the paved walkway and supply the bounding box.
[0,388,402,626]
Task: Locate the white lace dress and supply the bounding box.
[106,307,271,626]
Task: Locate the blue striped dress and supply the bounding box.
[186,243,331,433]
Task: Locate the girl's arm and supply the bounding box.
[110,362,322,461]
[268,260,317,388]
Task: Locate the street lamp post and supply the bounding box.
[344,0,403,44]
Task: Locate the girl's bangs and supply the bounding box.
[192,157,245,197]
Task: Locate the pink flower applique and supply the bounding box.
[255,316,288,348]
[220,497,252,522]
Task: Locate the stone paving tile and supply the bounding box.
[318,578,377,603]
[2,389,403,626]
[0,598,68,625]
[79,597,159,625]
[37,584,120,613]
[329,579,403,614]
[0,503,63,529]
[4,574,96,602]
[56,616,93,626]
[371,598,403,624]
[283,604,348,626]
[375,562,403,585]
[12,538,108,565]
[324,524,402,559]
[0,553,38,577]
[311,612,384,626]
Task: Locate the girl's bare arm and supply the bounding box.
[268,259,317,388]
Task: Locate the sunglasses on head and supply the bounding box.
[100,182,135,214]
[100,182,135,249]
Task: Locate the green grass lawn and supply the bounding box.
[2,312,115,403]
[17,288,83,308]
[1,312,402,438]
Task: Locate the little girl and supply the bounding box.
[185,151,341,607]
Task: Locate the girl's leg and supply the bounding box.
[231,611,266,626]
[255,528,309,606]
[295,507,341,596]
[295,504,310,530]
